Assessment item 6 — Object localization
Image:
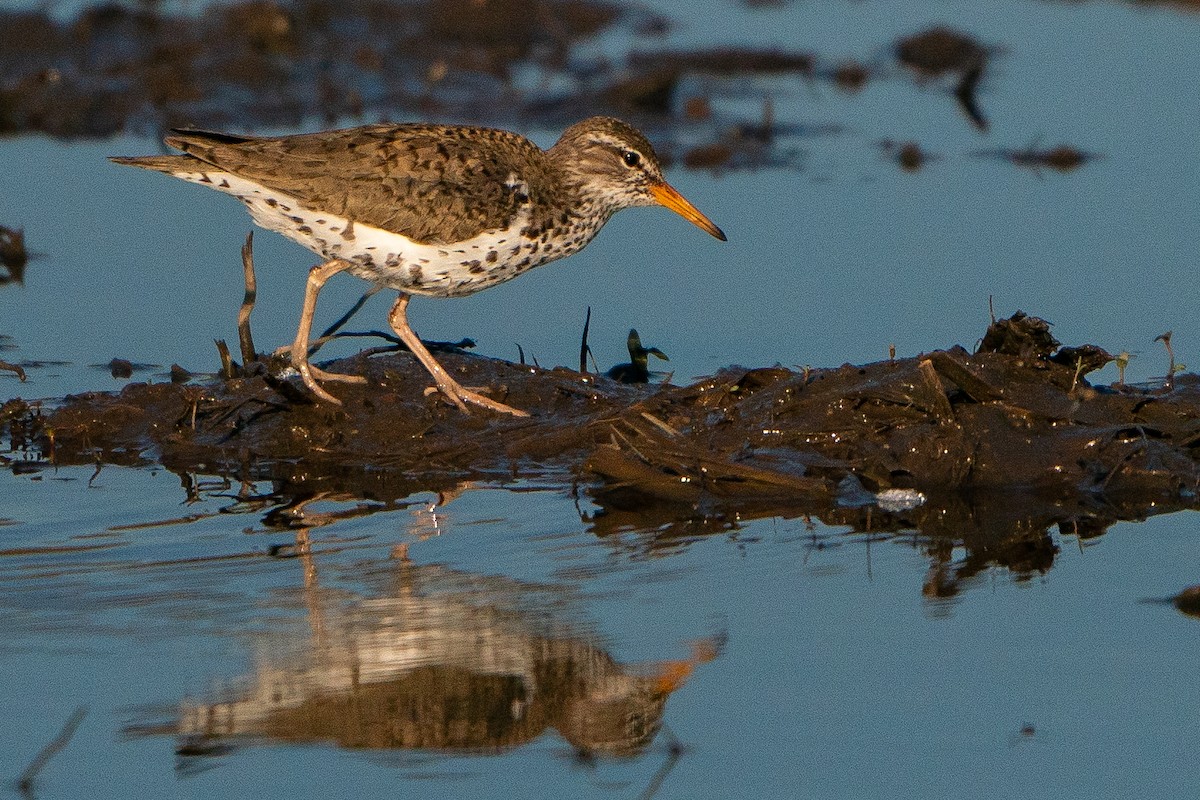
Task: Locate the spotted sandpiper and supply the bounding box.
[111,117,725,416]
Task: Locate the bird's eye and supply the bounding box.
[621,150,641,167]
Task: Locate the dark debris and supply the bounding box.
[0,226,27,283]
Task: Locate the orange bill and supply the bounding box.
[649,182,727,241]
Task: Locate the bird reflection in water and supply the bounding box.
[173,500,721,766]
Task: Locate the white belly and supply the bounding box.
[174,170,550,298]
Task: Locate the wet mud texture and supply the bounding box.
[4,312,1198,500]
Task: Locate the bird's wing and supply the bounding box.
[165,125,547,245]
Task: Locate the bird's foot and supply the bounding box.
[422,384,529,417]
[278,343,366,386]
[296,362,344,406]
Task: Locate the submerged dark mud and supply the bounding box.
[0,0,806,142]
[0,0,1030,172]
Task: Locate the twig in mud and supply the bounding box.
[16,705,87,796]
[237,232,257,366]
[580,306,592,374]
[1155,331,1175,390]
[1101,439,1146,491]
[316,328,401,348]
[309,330,473,360]
[214,339,235,379]
[640,411,679,438]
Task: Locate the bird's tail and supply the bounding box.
[108,154,201,174]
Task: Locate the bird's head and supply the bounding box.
[549,117,726,241]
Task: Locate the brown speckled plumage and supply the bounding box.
[110,116,725,414]
[166,124,548,245]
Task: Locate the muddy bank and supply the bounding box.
[5,312,1200,594]
[4,313,1198,500]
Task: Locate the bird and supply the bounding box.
[110,116,726,416]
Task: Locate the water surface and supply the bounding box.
[3,0,1200,797]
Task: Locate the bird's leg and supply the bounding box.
[386,293,529,417]
[290,259,366,405]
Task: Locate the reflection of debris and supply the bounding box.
[174,735,235,758]
[0,1,653,138]
[604,69,679,114]
[881,140,928,172]
[109,358,134,379]
[683,142,734,170]
[680,130,801,172]
[683,96,711,120]
[875,488,926,513]
[1155,330,1182,391]
[1017,145,1091,171]
[896,27,987,77]
[737,97,776,144]
[0,335,25,381]
[982,144,1097,173]
[1173,585,1200,618]
[0,226,27,284]
[954,62,988,130]
[837,477,927,511]
[832,60,869,93]
[681,101,798,172]
[95,358,159,378]
[897,142,924,171]
[606,48,814,115]
[16,705,88,797]
[606,329,669,384]
[896,27,990,130]
[0,359,25,381]
[628,47,815,77]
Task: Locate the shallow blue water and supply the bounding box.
[2,471,1199,797]
[4,0,1200,798]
